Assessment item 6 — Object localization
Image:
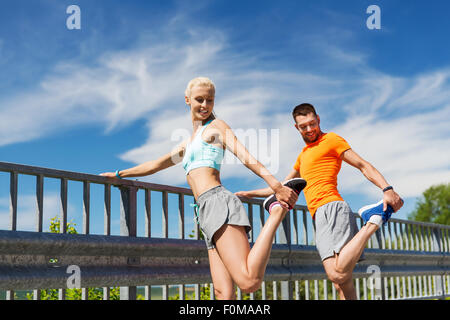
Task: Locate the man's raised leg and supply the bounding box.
[333,222,379,274]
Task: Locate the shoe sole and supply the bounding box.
[263,178,307,213]
[283,178,307,195]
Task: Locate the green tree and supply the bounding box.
[408,183,450,225]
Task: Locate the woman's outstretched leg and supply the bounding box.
[208,248,236,300]
[212,205,288,293]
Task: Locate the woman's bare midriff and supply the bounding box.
[186,167,222,200]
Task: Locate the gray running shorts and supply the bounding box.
[196,185,251,250]
[314,200,364,261]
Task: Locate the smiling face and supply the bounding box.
[185,84,215,122]
[294,112,322,144]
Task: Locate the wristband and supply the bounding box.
[382,186,393,192]
[115,170,122,179]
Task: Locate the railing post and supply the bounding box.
[278,210,292,300]
[161,191,169,300]
[366,222,386,300]
[119,186,138,300]
[104,184,111,236]
[144,188,152,300]
[302,209,308,245]
[34,174,44,301]
[259,204,267,300]
[7,172,18,299]
[36,174,44,233]
[103,184,112,300]
[431,227,445,299]
[247,204,254,243]
[9,172,18,232]
[60,178,68,234]
[371,228,384,249]
[6,171,15,304]
[59,178,68,300]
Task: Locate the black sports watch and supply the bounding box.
[382,186,393,193]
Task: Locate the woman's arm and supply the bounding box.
[214,120,298,208]
[100,141,186,178]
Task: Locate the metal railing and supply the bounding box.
[0,161,449,300]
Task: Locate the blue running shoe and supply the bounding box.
[358,200,394,225]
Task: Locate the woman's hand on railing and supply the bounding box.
[100,172,119,178]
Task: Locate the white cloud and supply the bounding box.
[0,33,225,146]
[335,105,450,198]
[120,53,450,201]
[388,70,450,111]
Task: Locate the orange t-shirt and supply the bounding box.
[293,132,351,218]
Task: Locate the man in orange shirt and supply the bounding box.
[237,103,403,300]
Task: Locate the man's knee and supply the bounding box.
[323,256,352,285]
[327,269,352,285]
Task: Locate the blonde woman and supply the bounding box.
[101,77,305,299]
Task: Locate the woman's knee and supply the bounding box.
[237,277,262,294]
[214,276,261,297]
[214,286,236,300]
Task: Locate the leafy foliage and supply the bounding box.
[408,183,450,225]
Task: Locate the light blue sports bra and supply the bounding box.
[182,119,225,175]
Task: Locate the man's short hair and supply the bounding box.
[292,103,317,121]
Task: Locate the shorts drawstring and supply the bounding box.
[190,203,200,225]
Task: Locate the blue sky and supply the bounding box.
[0,0,449,234]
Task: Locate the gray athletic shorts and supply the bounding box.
[196,185,251,250]
[314,200,364,261]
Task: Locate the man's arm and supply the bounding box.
[235,169,301,199]
[341,149,403,212]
